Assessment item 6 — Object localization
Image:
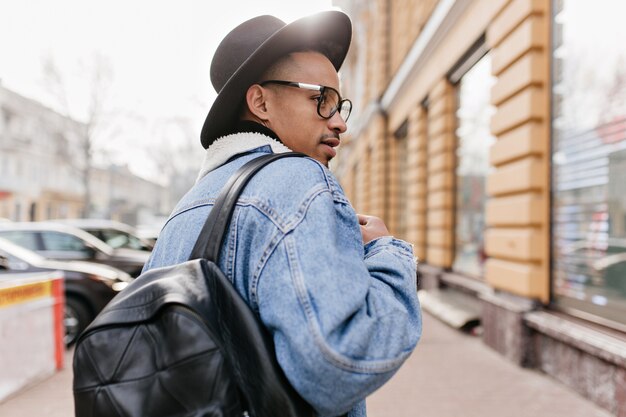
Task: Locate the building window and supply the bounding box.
[552,0,626,328]
[14,202,21,221]
[452,51,496,278]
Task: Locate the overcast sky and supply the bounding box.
[0,0,336,181]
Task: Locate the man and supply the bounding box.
[144,11,421,417]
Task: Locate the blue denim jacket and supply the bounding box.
[144,141,422,417]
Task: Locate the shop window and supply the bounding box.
[450,46,496,279]
[552,0,626,329]
[2,107,14,130]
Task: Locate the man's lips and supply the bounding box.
[321,137,340,148]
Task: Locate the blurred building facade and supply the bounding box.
[333,0,626,414]
[90,164,169,227]
[0,85,85,220]
[0,83,168,226]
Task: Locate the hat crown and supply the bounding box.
[210,15,286,93]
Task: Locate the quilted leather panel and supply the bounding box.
[74,306,241,417]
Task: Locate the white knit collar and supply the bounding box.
[196,132,292,182]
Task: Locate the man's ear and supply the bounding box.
[245,84,270,122]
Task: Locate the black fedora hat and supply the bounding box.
[200,11,352,149]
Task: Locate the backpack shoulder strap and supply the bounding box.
[188,152,306,262]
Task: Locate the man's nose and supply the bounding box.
[328,111,347,134]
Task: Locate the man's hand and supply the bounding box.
[357,214,390,244]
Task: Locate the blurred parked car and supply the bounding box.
[0,222,149,277]
[135,224,162,247]
[0,237,131,345]
[54,219,154,251]
[562,237,626,297]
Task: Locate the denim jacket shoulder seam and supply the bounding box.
[300,158,349,204]
[250,186,338,310]
[166,199,217,225]
[169,196,286,228]
[283,186,329,232]
[238,198,288,231]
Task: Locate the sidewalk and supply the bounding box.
[0,348,74,417]
[0,313,614,417]
[367,313,613,417]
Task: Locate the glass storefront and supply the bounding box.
[552,0,626,327]
[453,53,496,278]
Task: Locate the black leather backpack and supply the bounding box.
[73,152,315,417]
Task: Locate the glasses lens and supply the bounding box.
[339,100,352,122]
[318,88,340,118]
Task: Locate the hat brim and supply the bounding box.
[200,11,352,148]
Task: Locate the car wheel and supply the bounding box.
[65,297,92,346]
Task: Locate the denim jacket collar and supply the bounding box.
[196,131,292,182]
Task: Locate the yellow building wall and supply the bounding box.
[385,0,510,130]
[390,0,439,76]
[387,124,400,236]
[485,0,551,303]
[404,106,428,261]
[337,0,551,302]
[425,79,456,267]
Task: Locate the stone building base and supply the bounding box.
[525,312,626,416]
[480,292,626,416]
[480,292,536,367]
[417,264,442,291]
[418,264,626,416]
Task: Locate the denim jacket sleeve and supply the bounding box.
[254,169,422,416]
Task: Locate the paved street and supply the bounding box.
[367,314,613,417]
[0,313,614,417]
[0,348,74,417]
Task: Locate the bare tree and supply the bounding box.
[42,53,113,217]
[149,116,204,208]
[600,56,626,125]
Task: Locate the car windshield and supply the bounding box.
[0,230,38,251]
[87,229,148,250]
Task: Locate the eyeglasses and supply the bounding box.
[259,80,352,122]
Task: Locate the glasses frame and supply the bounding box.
[259,80,352,122]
